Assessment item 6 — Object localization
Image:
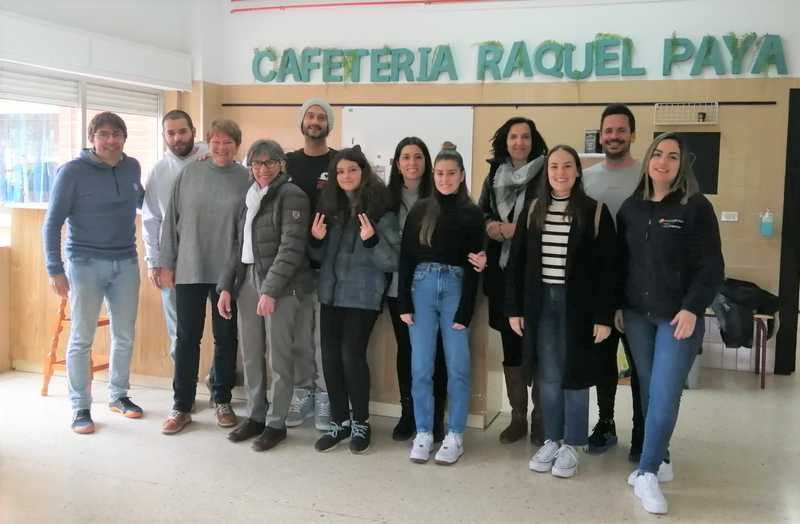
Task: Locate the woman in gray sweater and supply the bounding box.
[309,146,400,455]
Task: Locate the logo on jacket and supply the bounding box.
[659,218,684,229]
[292,210,302,221]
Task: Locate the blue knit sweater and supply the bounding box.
[43,149,143,276]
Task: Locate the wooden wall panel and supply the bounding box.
[0,246,9,371]
[10,209,216,382]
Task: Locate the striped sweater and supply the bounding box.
[541,196,571,284]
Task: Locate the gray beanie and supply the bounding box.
[298,98,335,133]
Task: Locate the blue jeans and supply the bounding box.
[410,263,471,434]
[536,284,589,446]
[160,286,177,361]
[65,256,140,411]
[624,309,703,474]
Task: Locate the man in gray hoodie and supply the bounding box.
[142,110,207,362]
[43,112,144,434]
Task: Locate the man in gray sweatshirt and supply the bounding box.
[582,103,644,461]
[142,110,207,362]
[43,112,144,434]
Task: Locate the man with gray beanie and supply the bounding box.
[285,98,337,431]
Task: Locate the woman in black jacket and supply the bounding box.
[478,116,548,445]
[618,133,723,515]
[505,145,617,479]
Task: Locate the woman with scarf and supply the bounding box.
[477,117,548,445]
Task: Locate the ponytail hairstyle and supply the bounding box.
[387,136,433,212]
[317,145,389,224]
[636,132,700,204]
[418,141,471,247]
[530,144,590,231]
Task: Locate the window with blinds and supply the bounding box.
[0,67,162,205]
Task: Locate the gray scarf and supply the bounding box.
[493,156,544,268]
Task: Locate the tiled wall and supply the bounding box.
[700,315,775,374]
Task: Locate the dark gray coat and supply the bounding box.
[218,173,312,299]
[310,211,400,311]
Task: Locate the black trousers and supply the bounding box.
[500,325,523,367]
[173,283,238,412]
[595,329,644,444]
[386,297,447,405]
[320,304,379,424]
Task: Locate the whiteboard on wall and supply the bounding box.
[341,106,474,191]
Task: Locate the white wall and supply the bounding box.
[214,0,800,85]
[0,1,194,89]
[1,0,798,87]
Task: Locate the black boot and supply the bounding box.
[499,366,528,444]
[530,380,544,446]
[392,395,415,441]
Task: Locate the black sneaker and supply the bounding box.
[350,421,371,454]
[71,409,95,434]
[109,397,143,418]
[587,419,618,454]
[314,421,351,452]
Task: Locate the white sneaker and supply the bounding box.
[627,461,674,486]
[551,444,578,478]
[409,432,434,463]
[529,439,560,473]
[434,432,464,465]
[314,391,332,431]
[633,472,668,514]
[285,388,314,427]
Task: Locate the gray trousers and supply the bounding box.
[238,267,314,428]
[293,275,326,392]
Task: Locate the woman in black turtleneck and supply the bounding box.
[397,142,485,466]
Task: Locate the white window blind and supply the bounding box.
[86,83,159,117]
[0,68,79,107]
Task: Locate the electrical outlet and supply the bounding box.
[720,211,739,222]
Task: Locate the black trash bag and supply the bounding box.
[710,278,779,348]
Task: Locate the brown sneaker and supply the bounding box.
[161,410,192,435]
[215,403,237,428]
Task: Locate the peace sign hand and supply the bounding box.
[311,212,327,240]
[358,213,375,241]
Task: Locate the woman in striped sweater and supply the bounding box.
[505,145,617,478]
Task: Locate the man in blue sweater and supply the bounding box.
[42,112,144,434]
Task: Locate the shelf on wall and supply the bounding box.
[654,102,719,126]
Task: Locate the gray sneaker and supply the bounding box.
[286,388,315,427]
[314,390,332,431]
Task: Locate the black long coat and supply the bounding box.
[504,196,618,389]
[477,160,542,330]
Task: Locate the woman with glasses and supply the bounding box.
[217,139,314,452]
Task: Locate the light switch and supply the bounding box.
[720,211,739,222]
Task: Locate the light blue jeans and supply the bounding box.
[160,286,177,361]
[410,263,471,434]
[624,309,704,474]
[65,256,140,411]
[536,284,590,446]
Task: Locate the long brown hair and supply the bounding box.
[530,144,590,231]
[636,132,700,204]
[317,146,389,224]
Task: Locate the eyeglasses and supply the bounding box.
[250,159,281,169]
[94,130,125,140]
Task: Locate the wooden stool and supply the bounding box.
[753,314,775,390]
[41,297,110,396]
